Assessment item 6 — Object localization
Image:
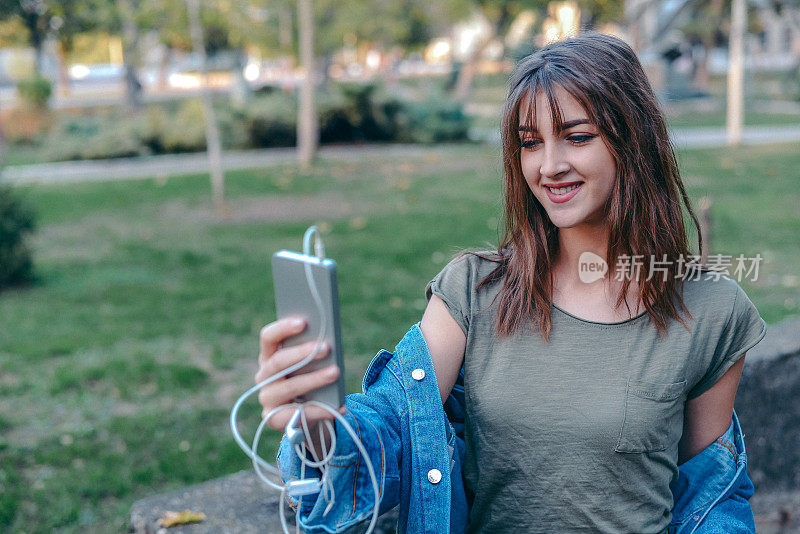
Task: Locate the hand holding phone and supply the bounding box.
[255,318,344,433]
[270,251,346,408]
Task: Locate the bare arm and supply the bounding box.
[678,355,746,465]
[420,294,467,404]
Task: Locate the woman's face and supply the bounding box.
[518,86,617,230]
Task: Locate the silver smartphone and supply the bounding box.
[271,250,345,408]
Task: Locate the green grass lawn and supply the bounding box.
[1,141,799,532]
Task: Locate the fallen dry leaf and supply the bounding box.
[158,509,206,527]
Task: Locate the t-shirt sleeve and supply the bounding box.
[688,282,766,399]
[425,255,473,336]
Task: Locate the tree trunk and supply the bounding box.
[453,34,495,103]
[693,0,724,92]
[230,48,251,108]
[297,0,318,172]
[117,0,143,110]
[453,9,511,103]
[21,12,46,76]
[55,41,71,96]
[158,47,170,92]
[727,0,746,146]
[279,6,293,52]
[693,42,711,92]
[0,100,5,170]
[186,0,227,216]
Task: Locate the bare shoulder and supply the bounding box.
[420,294,467,404]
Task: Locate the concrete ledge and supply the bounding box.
[128,469,797,533]
[743,316,800,364]
[129,471,284,534]
[129,470,398,533]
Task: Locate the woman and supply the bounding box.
[257,33,765,533]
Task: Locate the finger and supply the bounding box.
[259,365,339,408]
[260,405,298,430]
[264,405,336,431]
[256,341,329,382]
[259,318,306,364]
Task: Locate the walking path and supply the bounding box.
[2,125,799,185]
[0,144,437,185]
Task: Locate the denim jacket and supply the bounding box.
[278,324,756,534]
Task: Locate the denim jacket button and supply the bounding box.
[412,368,426,381]
[427,468,442,484]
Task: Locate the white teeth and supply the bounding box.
[548,183,581,195]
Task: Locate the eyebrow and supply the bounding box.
[518,119,592,133]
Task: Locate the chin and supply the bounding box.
[545,213,583,229]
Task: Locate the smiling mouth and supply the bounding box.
[546,183,582,195]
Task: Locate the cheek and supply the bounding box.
[519,152,540,188]
[600,155,618,194]
[581,147,617,192]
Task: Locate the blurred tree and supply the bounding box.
[297,0,316,170]
[0,0,120,91]
[451,1,529,101]
[0,0,51,74]
[0,17,30,49]
[766,0,800,73]
[48,0,110,96]
[0,99,4,168]
[139,0,251,54]
[116,0,144,109]
[452,0,622,101]
[234,0,468,64]
[679,0,763,92]
[313,0,469,54]
[680,0,728,92]
[185,0,226,215]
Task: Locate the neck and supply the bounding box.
[555,223,609,283]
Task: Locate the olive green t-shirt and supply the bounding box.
[425,253,766,534]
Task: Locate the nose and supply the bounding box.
[539,144,570,179]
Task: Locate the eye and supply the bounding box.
[520,138,541,150]
[567,134,597,144]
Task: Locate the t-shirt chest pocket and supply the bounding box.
[615,378,687,454]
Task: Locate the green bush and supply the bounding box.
[41,115,148,161]
[319,82,470,145]
[16,76,52,109]
[12,82,471,163]
[161,99,208,153]
[242,93,297,148]
[784,69,800,103]
[401,95,472,144]
[215,104,249,150]
[140,106,169,154]
[333,82,406,142]
[318,90,356,143]
[0,185,36,289]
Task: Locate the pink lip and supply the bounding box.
[544,182,583,204]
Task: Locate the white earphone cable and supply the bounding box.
[230,227,381,534]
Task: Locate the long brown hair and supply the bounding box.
[477,32,701,340]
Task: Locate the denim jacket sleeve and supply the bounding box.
[277,324,465,534]
[276,349,404,534]
[669,410,756,534]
